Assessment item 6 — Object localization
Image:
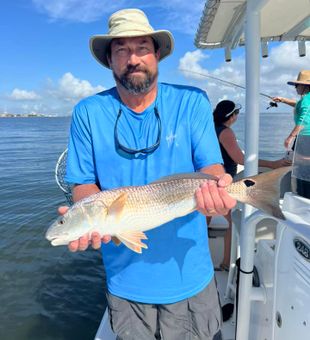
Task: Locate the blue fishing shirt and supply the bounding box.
[65,83,223,304]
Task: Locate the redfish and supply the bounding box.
[46,167,290,253]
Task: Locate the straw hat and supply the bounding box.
[89,8,174,69]
[287,70,310,86]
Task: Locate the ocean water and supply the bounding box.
[0,113,293,340]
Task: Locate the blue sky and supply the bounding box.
[1,0,309,115]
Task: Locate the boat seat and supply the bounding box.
[255,218,277,241]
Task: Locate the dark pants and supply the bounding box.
[106,277,222,340]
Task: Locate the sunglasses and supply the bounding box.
[225,108,240,118]
[114,106,161,155]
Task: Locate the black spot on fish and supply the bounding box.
[243,179,255,187]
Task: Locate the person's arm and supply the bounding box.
[61,103,113,252]
[272,96,296,108]
[219,128,245,165]
[72,183,101,202]
[284,125,304,148]
[195,164,236,217]
[285,98,310,148]
[258,158,291,168]
[189,92,236,217]
[220,128,291,168]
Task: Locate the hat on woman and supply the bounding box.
[213,100,242,122]
[287,70,310,86]
[90,8,174,69]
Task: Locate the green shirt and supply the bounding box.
[295,92,310,135]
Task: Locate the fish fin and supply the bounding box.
[116,231,148,254]
[151,172,218,184]
[111,236,121,246]
[236,167,292,220]
[107,192,128,222]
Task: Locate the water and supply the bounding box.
[234,111,293,160]
[0,113,292,340]
[0,118,106,340]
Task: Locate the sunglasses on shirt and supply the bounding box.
[114,106,161,155]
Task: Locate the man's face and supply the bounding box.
[109,36,160,95]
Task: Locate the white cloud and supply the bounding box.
[31,0,205,34]
[55,72,105,103]
[179,49,246,107]
[261,42,310,95]
[3,73,105,115]
[178,42,310,110]
[45,73,105,114]
[9,88,40,100]
[179,50,208,78]
[32,0,127,22]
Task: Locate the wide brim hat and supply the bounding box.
[90,8,174,69]
[287,70,310,86]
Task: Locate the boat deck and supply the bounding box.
[210,236,236,340]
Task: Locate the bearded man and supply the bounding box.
[64,8,235,340]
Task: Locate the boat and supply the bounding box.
[55,1,310,339]
[193,1,310,339]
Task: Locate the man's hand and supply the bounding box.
[58,206,111,252]
[195,173,236,216]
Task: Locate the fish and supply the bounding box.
[46,166,291,253]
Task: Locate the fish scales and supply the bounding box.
[46,167,291,253]
[93,178,204,234]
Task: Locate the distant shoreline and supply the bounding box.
[0,113,69,118]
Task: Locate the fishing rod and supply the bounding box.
[179,69,278,109]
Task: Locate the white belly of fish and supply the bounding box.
[93,195,196,235]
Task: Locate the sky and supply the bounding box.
[1,0,309,116]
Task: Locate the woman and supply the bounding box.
[273,70,310,149]
[210,100,290,270]
[273,70,310,198]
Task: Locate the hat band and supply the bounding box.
[109,22,155,36]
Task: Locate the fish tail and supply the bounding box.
[233,167,292,220]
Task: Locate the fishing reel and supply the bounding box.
[266,101,278,110]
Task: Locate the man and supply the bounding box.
[63,8,236,340]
